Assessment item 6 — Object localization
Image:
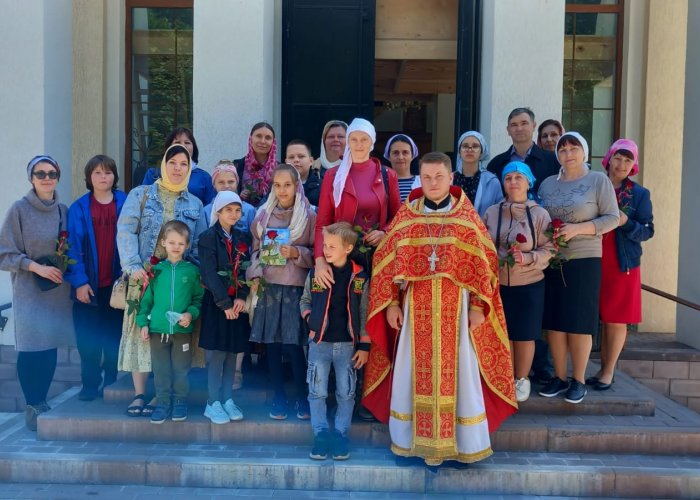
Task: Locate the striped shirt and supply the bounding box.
[397,176,416,202]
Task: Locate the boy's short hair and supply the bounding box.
[419,151,452,172]
[161,220,191,241]
[322,221,358,247]
[84,154,119,191]
[286,139,312,156]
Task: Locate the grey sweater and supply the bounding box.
[538,170,620,260]
[0,190,74,351]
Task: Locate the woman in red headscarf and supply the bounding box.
[234,122,278,206]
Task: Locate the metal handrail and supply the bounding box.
[641,284,700,312]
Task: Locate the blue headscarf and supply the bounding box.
[502,161,537,200]
[383,134,419,161]
[455,131,489,173]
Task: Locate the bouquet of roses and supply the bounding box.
[217,241,265,299]
[126,255,161,315]
[499,233,527,269]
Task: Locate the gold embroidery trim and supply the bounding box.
[390,410,412,421]
[456,412,487,426]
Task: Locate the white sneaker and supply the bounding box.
[204,401,230,424]
[515,377,531,403]
[223,398,244,421]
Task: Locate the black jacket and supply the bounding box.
[486,143,560,194]
[300,261,370,350]
[198,222,251,310]
[304,169,321,207]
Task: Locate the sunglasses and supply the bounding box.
[32,170,59,180]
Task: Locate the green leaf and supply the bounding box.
[217,271,229,277]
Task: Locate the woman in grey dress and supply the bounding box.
[0,155,74,430]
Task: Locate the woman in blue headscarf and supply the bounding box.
[454,131,503,217]
[383,134,420,202]
[483,161,554,403]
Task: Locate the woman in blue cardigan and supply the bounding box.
[66,155,127,401]
[453,131,503,218]
[590,139,654,391]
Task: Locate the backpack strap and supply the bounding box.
[525,205,537,248]
[495,202,505,250]
[381,164,389,199]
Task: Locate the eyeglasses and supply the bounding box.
[32,171,59,180]
[460,144,481,151]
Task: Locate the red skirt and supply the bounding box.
[599,232,642,324]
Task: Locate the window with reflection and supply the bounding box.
[126,2,193,188]
[563,0,623,169]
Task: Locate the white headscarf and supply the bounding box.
[555,131,590,180]
[455,131,490,172]
[254,166,310,242]
[210,191,242,227]
[319,120,348,171]
[332,118,376,207]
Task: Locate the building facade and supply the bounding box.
[0,0,698,348]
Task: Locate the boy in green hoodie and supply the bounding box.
[136,220,203,424]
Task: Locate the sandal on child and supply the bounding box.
[126,394,146,417]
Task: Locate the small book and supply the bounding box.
[260,227,290,266]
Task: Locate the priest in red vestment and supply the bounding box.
[362,151,517,465]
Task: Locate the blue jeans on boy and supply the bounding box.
[307,341,356,437]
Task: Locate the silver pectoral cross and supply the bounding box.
[428,250,439,272]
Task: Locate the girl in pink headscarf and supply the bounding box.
[589,139,654,392]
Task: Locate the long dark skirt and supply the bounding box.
[250,283,305,345]
[500,279,545,342]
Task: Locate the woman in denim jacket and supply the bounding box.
[590,139,654,392]
[116,144,206,416]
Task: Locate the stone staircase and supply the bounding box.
[1,365,699,497]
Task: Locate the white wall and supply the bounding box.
[479,0,565,155]
[193,0,280,171]
[0,0,73,344]
[677,0,700,348]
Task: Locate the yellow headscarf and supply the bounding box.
[156,144,192,193]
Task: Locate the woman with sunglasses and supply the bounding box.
[0,156,74,431]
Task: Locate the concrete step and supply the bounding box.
[37,394,700,457]
[0,442,698,498]
[104,366,657,417]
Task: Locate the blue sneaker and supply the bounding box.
[150,404,171,424]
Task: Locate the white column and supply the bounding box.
[193,0,280,171]
[0,0,73,344]
[479,0,565,155]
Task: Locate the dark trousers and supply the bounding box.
[150,334,192,406]
[532,338,554,377]
[73,286,123,390]
[17,349,57,406]
[207,350,236,403]
[267,342,307,405]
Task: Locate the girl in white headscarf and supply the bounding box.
[246,164,317,420]
[313,118,401,288]
[454,131,503,218]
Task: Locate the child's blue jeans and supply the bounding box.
[307,341,356,436]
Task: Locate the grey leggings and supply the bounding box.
[207,350,237,403]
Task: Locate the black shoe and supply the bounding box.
[593,377,614,391]
[309,430,330,460]
[565,379,588,403]
[585,376,600,386]
[331,432,350,461]
[171,401,188,421]
[538,377,570,398]
[78,387,99,401]
[150,404,171,424]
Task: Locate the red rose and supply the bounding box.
[515,233,527,244]
[236,242,248,254]
[59,230,69,239]
[551,219,564,229]
[227,285,235,296]
[149,256,160,265]
[266,230,278,241]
